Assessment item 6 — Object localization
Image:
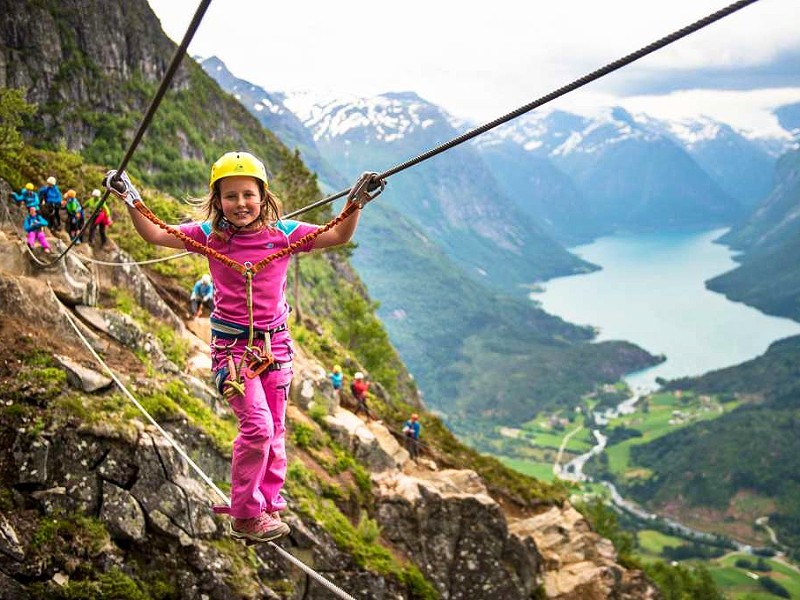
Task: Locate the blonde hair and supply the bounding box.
[190,177,282,239]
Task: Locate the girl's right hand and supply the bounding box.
[103,170,141,206]
[347,171,386,208]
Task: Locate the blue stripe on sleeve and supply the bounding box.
[276,220,300,236]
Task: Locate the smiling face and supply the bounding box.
[218,176,263,229]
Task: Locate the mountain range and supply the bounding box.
[201,58,669,430]
[200,55,799,418]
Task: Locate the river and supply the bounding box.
[540,228,800,551]
[533,228,800,391]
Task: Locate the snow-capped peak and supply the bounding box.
[283,91,447,143]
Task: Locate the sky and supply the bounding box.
[146,0,800,136]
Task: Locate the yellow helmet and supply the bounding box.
[209,151,268,191]
[25,183,34,191]
[333,365,342,373]
[65,189,77,198]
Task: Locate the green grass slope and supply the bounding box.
[624,337,800,559]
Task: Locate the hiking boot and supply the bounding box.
[230,512,290,543]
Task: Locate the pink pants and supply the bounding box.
[27,230,50,250]
[212,328,293,519]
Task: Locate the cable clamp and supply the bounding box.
[348,172,386,208]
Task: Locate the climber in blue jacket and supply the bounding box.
[190,274,214,318]
[38,176,63,232]
[10,183,39,209]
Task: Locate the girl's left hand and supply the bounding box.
[347,172,386,208]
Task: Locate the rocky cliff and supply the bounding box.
[0,192,659,598]
[0,0,286,195]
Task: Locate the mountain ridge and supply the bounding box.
[200,59,663,435]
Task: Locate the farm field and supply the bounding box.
[707,552,800,599]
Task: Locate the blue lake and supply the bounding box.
[533,228,800,392]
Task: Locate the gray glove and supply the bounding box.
[347,171,386,209]
[103,170,141,206]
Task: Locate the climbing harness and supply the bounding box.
[209,319,291,396]
[54,285,356,600]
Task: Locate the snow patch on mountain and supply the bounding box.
[283,91,447,142]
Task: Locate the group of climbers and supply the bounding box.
[327,366,422,460]
[8,177,113,250]
[328,366,371,415]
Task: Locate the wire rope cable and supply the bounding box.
[283,0,762,220]
[55,287,356,600]
[74,251,193,267]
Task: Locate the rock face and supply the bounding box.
[53,354,113,392]
[325,408,409,472]
[511,505,659,600]
[375,468,540,599]
[373,464,660,600]
[0,0,180,150]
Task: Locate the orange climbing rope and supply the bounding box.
[130,198,357,276]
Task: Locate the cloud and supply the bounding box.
[598,48,800,95]
[148,0,800,124]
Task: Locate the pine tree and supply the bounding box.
[0,88,36,184]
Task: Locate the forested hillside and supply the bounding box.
[0,0,286,198]
[709,148,800,321]
[624,336,800,559]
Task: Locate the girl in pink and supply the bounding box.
[23,206,51,253]
[104,152,383,543]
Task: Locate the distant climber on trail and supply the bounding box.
[402,413,421,461]
[351,371,371,419]
[328,364,343,398]
[23,206,51,254]
[104,151,384,544]
[85,189,113,248]
[10,183,39,209]
[64,189,84,244]
[191,274,214,318]
[38,176,63,232]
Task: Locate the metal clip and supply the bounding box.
[348,172,386,208]
[222,353,245,398]
[243,344,274,379]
